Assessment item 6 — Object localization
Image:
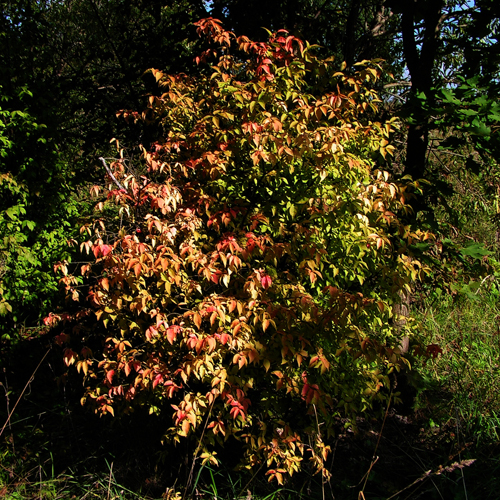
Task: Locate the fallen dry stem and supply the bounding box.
[385,459,476,500]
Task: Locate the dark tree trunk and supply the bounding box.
[343,0,361,67]
[400,0,445,179]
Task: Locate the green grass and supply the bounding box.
[415,290,500,445]
[0,458,311,500]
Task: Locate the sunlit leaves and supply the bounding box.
[47,17,434,481]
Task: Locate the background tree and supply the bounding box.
[384,0,500,181]
[209,0,402,69]
[0,0,206,340]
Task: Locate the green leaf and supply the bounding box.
[469,118,491,137]
[441,88,460,105]
[459,243,493,260]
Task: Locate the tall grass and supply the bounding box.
[415,289,500,444]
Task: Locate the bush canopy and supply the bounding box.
[49,18,432,481]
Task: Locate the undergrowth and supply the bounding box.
[1,285,500,500]
[415,290,500,445]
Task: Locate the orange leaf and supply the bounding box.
[194,312,202,329]
[134,263,142,277]
[248,349,259,364]
[210,311,217,326]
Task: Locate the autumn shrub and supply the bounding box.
[48,18,433,481]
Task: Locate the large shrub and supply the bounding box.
[49,19,431,481]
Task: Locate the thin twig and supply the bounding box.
[360,392,392,493]
[456,407,469,500]
[237,461,266,499]
[312,404,326,500]
[383,416,443,498]
[106,462,113,500]
[386,459,475,500]
[383,81,412,88]
[475,275,495,295]
[0,347,51,439]
[1,369,14,453]
[183,398,216,500]
[386,469,433,500]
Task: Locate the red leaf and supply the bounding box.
[54,332,70,346]
[261,275,272,289]
[167,325,180,344]
[426,344,443,358]
[153,373,163,389]
[101,245,112,256]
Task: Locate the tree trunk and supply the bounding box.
[393,289,410,353]
[400,0,445,179]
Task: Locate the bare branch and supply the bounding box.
[99,157,125,191]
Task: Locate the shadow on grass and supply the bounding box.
[1,292,500,499]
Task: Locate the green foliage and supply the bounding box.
[47,19,435,480]
[0,86,80,342]
[411,77,500,162]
